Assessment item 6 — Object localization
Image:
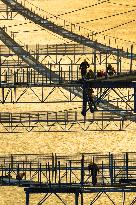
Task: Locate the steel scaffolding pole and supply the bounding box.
[75,193,79,205]
[26,192,29,205]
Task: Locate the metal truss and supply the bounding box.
[24,191,136,205]
[0,86,82,103]
[0,85,135,131]
[0,29,135,130]
[0,2,136,131]
[0,1,19,20]
[1,42,135,74]
[0,152,136,203]
[0,152,135,185]
[1,0,136,59]
[0,114,136,133]
[0,43,93,61]
[0,83,135,131]
[0,152,134,204]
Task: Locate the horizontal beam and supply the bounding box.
[0,78,136,89]
[24,186,136,194]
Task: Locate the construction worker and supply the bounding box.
[97,70,105,78]
[81,87,97,116]
[106,63,116,76]
[79,59,89,78]
[88,162,99,186]
[16,172,26,180]
[86,69,94,79]
[88,88,97,111]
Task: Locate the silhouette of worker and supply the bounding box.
[16,172,25,180]
[88,88,97,111]
[86,69,94,79]
[88,162,99,186]
[106,64,116,76]
[79,59,89,78]
[97,70,105,78]
[81,87,97,116]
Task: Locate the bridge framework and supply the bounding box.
[24,186,136,205]
[0,152,135,204]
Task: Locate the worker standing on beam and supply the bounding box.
[88,88,97,111]
[16,172,26,180]
[79,59,90,78]
[88,162,99,186]
[86,69,95,79]
[106,63,116,76]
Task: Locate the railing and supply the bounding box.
[0,110,130,125]
[8,0,136,53]
[0,44,90,55]
[0,153,135,186]
[0,66,134,86]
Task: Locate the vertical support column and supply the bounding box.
[130,45,133,73]
[109,153,113,185]
[52,153,54,182]
[71,60,73,81]
[66,162,68,183]
[10,9,13,19]
[70,160,72,184]
[11,154,13,170]
[69,64,71,82]
[0,45,1,84]
[38,162,40,183]
[74,44,76,63]
[1,165,3,183]
[102,161,104,185]
[58,62,61,83]
[2,88,4,104]
[71,23,73,32]
[55,154,57,183]
[81,154,84,186]
[105,52,108,77]
[126,152,128,180]
[30,162,31,179]
[48,162,51,185]
[75,193,79,205]
[134,86,136,113]
[36,44,39,62]
[120,56,122,73]
[6,5,9,20]
[26,192,29,205]
[50,64,52,84]
[113,160,116,184]
[58,161,61,184]
[56,44,58,64]
[93,49,96,78]
[81,193,83,205]
[8,164,11,184]
[82,80,87,116]
[39,163,42,184]
[117,49,120,74]
[122,192,126,205]
[11,88,13,103]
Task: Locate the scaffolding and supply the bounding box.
[0,26,135,130]
[0,153,135,204]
